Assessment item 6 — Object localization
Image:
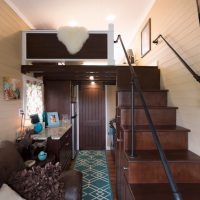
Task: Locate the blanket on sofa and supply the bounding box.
[8,162,65,200]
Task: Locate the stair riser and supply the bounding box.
[131,183,200,200]
[116,66,200,198]
[117,67,160,90]
[126,162,200,184]
[118,91,167,107]
[120,108,176,126]
[122,130,188,150]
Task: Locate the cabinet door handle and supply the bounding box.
[123,167,128,170]
[117,138,122,142]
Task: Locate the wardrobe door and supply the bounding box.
[44,80,71,118]
[79,84,105,150]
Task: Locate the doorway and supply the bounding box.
[79,84,105,150]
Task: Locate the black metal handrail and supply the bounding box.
[153,34,200,83]
[114,34,182,200]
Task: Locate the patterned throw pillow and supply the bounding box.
[8,162,65,200]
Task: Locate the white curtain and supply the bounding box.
[23,75,44,121]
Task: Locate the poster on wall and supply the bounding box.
[3,77,20,100]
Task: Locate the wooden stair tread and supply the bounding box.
[117,65,158,67]
[130,183,200,200]
[132,65,158,68]
[118,106,178,109]
[117,65,158,69]
[121,125,190,132]
[116,65,199,198]
[117,89,168,92]
[125,150,200,162]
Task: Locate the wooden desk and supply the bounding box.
[31,124,72,170]
[31,124,72,140]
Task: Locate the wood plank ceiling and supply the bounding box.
[21,64,117,84]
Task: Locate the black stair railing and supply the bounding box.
[114,34,182,200]
[153,34,200,83]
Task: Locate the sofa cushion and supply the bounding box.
[0,184,25,200]
[0,141,25,183]
[8,162,65,200]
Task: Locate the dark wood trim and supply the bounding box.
[26,33,107,59]
[34,72,116,78]
[21,65,158,74]
[21,65,117,73]
[22,65,117,82]
[21,65,159,82]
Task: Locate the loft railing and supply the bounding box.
[114,35,182,200]
[153,34,200,83]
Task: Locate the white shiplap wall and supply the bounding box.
[0,0,29,141]
[132,0,200,155]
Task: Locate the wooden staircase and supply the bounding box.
[116,66,200,200]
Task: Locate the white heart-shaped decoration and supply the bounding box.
[57,26,89,54]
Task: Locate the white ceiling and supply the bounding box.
[5,0,155,62]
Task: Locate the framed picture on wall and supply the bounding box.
[197,0,200,23]
[141,18,151,57]
[3,77,20,100]
[47,112,60,127]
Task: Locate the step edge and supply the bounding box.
[117,89,169,92]
[118,105,169,108]
[125,150,200,162]
[120,125,190,132]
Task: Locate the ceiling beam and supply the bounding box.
[35,75,116,81]
[21,65,118,74]
[22,64,118,82]
[34,72,116,77]
[44,77,116,85]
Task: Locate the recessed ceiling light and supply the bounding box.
[58,62,65,65]
[83,61,107,65]
[89,76,94,80]
[68,20,78,27]
[106,15,116,22]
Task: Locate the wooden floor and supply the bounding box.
[106,150,117,200]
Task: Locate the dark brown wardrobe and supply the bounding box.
[44,80,71,119]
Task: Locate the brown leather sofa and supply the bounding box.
[0,140,82,200]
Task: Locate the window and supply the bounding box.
[23,75,44,121]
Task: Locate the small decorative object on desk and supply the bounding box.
[42,111,48,127]
[47,112,60,127]
[30,114,43,133]
[30,114,40,124]
[62,114,70,126]
[34,122,43,133]
[25,160,36,168]
[38,151,47,161]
